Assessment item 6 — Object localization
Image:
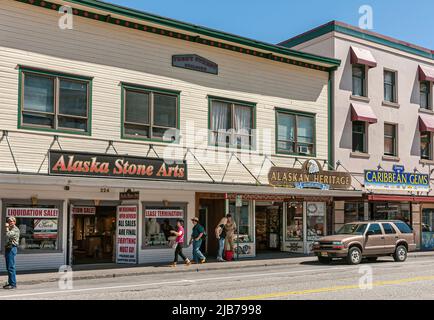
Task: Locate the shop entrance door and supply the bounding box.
[72,206,117,265]
[255,202,283,252]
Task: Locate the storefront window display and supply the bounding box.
[422,208,434,251]
[345,202,365,223]
[4,205,61,251]
[306,202,326,241]
[143,205,186,248]
[286,202,303,241]
[372,202,411,223]
[228,201,252,243]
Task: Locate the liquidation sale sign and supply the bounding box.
[116,206,138,264]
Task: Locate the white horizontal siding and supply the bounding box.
[0,253,66,272]
[0,0,329,184]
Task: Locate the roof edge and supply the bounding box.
[279,20,434,61]
[57,0,340,68]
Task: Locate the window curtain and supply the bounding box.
[211,101,230,145]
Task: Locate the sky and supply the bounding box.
[102,0,434,50]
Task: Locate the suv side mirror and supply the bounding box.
[366,230,374,236]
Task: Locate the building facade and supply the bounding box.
[281,21,434,250]
[0,1,363,271]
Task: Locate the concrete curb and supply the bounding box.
[11,251,434,286]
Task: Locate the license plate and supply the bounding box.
[321,252,328,257]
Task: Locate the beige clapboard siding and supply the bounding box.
[0,0,329,183]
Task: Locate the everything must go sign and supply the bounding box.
[116,206,138,264]
[364,165,430,191]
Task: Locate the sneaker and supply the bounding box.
[185,259,191,266]
[170,262,177,267]
[200,259,206,264]
[217,257,225,262]
[3,285,16,290]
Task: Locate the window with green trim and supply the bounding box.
[276,111,315,156]
[20,70,91,133]
[123,85,179,142]
[209,98,254,149]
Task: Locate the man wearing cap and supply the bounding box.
[4,217,20,289]
[189,217,206,264]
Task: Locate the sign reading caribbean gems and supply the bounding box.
[49,150,187,181]
[364,165,429,191]
[268,160,352,190]
[172,54,218,75]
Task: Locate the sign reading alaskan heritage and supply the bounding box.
[364,165,429,191]
[49,150,187,181]
[268,160,352,190]
[172,54,218,75]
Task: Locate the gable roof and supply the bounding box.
[279,20,434,61]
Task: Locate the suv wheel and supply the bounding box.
[347,247,362,265]
[318,257,331,264]
[393,245,407,262]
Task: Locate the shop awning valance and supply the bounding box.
[351,103,378,124]
[350,46,377,68]
[418,65,434,82]
[419,114,434,132]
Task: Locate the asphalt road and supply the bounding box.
[1,256,434,300]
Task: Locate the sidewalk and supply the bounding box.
[4,251,434,286]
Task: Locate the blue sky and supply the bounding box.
[104,0,434,50]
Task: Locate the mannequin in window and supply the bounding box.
[146,218,160,236]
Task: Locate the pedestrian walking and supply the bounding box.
[224,214,237,261]
[170,220,191,267]
[215,215,229,262]
[189,217,206,264]
[4,217,20,290]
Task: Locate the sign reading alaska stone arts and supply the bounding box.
[268,160,352,190]
[365,165,429,192]
[48,150,187,181]
[172,54,218,75]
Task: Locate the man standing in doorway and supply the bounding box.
[4,217,20,290]
[190,217,206,264]
[215,215,229,262]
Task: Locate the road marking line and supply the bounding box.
[1,259,433,299]
[228,275,434,300]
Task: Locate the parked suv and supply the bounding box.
[312,221,417,265]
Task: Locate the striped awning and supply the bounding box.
[419,65,434,82]
[350,46,377,68]
[419,114,434,132]
[351,103,378,124]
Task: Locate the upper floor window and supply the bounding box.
[352,121,367,153]
[122,84,179,142]
[352,65,366,97]
[276,110,315,156]
[20,68,91,134]
[421,132,432,160]
[420,81,431,110]
[384,123,397,157]
[209,97,255,149]
[384,70,397,103]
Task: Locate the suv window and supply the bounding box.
[367,223,383,235]
[394,222,413,234]
[382,223,396,234]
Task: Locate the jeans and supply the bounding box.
[5,246,17,287]
[174,243,187,263]
[192,239,205,263]
[217,237,225,259]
